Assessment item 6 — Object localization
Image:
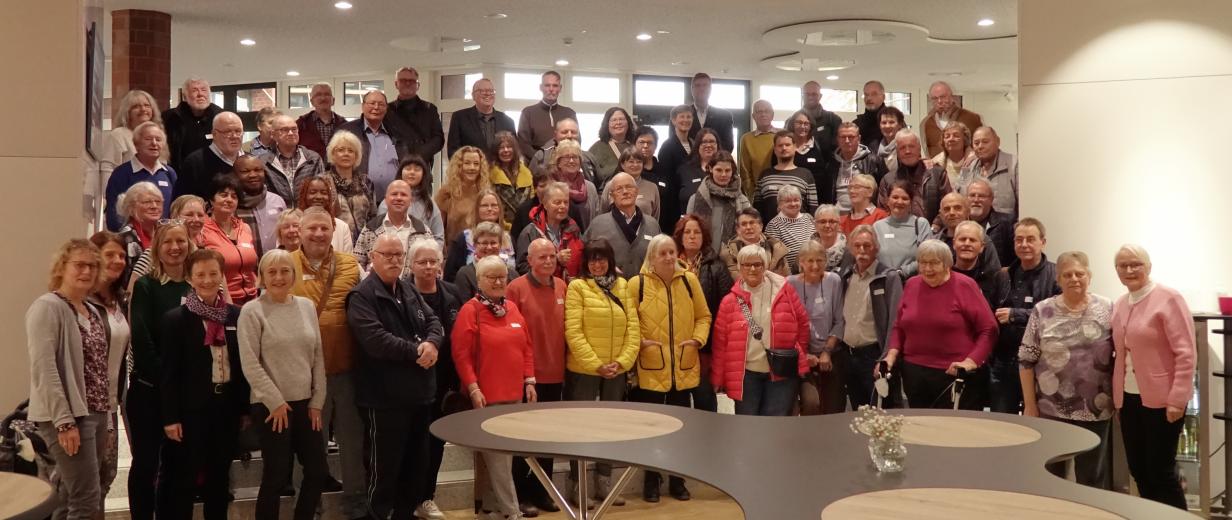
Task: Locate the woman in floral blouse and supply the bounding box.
[1019,250,1113,489]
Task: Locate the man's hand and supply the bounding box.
[417,342,438,369]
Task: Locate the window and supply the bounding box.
[287,84,311,110]
[648,124,670,156]
[576,112,604,148]
[572,75,620,104]
[821,89,858,113]
[503,72,542,101]
[211,91,225,107]
[507,110,521,133]
[758,85,802,113]
[634,79,685,107]
[343,80,384,105]
[886,92,912,114]
[710,83,746,110]
[441,73,486,100]
[235,87,276,112]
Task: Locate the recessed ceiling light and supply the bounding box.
[671,61,689,66]
[656,30,670,35]
[826,75,839,81]
[636,33,652,41]
[286,70,300,77]
[239,38,255,46]
[484,12,508,19]
[463,44,481,52]
[977,18,995,26]
[555,59,570,66]
[334,1,353,9]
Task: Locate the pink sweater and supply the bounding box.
[1111,285,1195,410]
[889,272,998,370]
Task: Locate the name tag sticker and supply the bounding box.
[814,296,825,304]
[657,182,667,188]
[807,157,817,163]
[883,233,894,239]
[239,243,254,248]
[643,234,653,240]
[268,208,280,215]
[180,296,188,304]
[303,274,316,281]
[511,323,523,328]
[225,326,237,331]
[1025,296,1034,303]
[873,289,886,295]
[157,180,170,187]
[692,178,701,183]
[556,298,564,305]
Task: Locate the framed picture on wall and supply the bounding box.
[84,21,104,160]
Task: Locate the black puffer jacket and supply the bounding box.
[346,274,445,408]
[997,256,1061,359]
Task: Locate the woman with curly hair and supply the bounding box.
[296,175,354,254]
[489,131,533,230]
[435,145,491,247]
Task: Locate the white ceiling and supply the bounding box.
[103,0,1018,94]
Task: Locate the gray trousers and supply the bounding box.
[482,402,521,516]
[321,372,367,516]
[38,413,107,520]
[566,370,628,478]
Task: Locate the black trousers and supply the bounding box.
[1120,393,1187,509]
[513,382,564,503]
[362,404,432,519]
[630,387,692,488]
[254,400,328,520]
[901,361,986,410]
[691,352,719,412]
[123,380,164,520]
[424,396,449,504]
[160,392,242,520]
[844,343,901,409]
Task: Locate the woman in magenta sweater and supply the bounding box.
[1110,244,1194,510]
[882,239,997,409]
[451,255,537,519]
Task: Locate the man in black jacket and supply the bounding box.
[447,78,516,158]
[162,77,223,173]
[854,80,887,152]
[991,218,1061,414]
[687,73,735,151]
[174,112,243,201]
[346,234,444,520]
[968,178,1016,266]
[388,67,445,168]
[801,81,842,161]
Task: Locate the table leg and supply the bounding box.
[578,459,590,519]
[591,466,637,519]
[528,457,578,520]
[1065,457,1076,482]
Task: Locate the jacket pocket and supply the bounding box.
[639,343,666,371]
[677,342,699,371]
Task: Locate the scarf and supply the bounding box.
[558,169,588,203]
[475,292,506,318]
[238,187,267,210]
[185,291,228,347]
[130,219,153,249]
[697,176,747,250]
[613,206,642,244]
[593,274,623,308]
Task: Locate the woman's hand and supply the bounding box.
[1166,406,1185,423]
[640,339,662,349]
[470,388,487,409]
[677,339,701,350]
[816,352,833,372]
[945,358,978,377]
[309,408,323,431]
[58,426,81,455]
[525,384,539,403]
[598,362,620,379]
[266,403,291,433]
[163,423,183,443]
[1023,401,1040,418]
[874,351,898,378]
[557,249,573,265]
[994,308,1011,324]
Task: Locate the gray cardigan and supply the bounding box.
[26,293,109,427]
[787,273,846,354]
[583,209,661,279]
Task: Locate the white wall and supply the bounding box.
[1020,0,1232,502]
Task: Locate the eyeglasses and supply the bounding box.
[275,127,298,134]
[1115,262,1146,272]
[413,258,440,267]
[740,262,766,271]
[215,129,244,137]
[373,250,405,260]
[67,261,98,271]
[157,218,185,228]
[558,156,581,162]
[815,219,840,226]
[473,89,496,96]
[482,274,507,283]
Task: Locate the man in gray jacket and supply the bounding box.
[583,173,661,278]
[256,114,325,205]
[840,224,904,408]
[832,122,886,213]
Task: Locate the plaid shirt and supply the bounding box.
[314,117,336,148]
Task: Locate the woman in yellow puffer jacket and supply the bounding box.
[628,234,712,502]
[563,237,640,504]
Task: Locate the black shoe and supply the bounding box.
[669,481,690,501]
[643,480,660,503]
[533,497,560,512]
[280,485,296,497]
[519,502,540,517]
[322,475,343,493]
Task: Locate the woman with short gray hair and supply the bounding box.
[764,185,814,273]
[116,182,166,287]
[881,239,997,409]
[810,204,847,272]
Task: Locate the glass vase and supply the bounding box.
[868,436,907,473]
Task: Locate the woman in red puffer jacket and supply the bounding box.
[712,243,810,416]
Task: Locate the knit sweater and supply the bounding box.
[129,275,192,384]
[451,299,536,403]
[889,272,999,370]
[738,130,777,198]
[505,274,568,384]
[237,294,327,411]
[754,167,819,221]
[873,214,932,277]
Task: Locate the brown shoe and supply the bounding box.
[518,502,540,518]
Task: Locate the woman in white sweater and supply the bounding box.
[238,249,328,520]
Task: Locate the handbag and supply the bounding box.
[735,295,799,379]
[439,303,482,417]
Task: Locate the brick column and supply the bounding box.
[111,10,171,110]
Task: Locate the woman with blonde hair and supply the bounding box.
[325,131,376,241]
[275,208,304,252]
[100,89,163,188]
[548,139,599,230]
[436,145,491,246]
[445,188,517,281]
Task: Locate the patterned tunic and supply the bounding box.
[58,294,110,414]
[1019,294,1114,421]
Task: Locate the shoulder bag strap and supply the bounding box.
[313,252,338,318]
[735,295,764,341]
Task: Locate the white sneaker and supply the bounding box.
[415,499,446,520]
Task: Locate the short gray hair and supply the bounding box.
[776,184,802,202]
[737,244,770,266]
[1116,243,1152,267]
[407,237,442,262]
[954,220,985,242]
[916,239,954,269]
[847,224,878,249]
[894,128,920,146]
[1056,251,1090,274]
[473,221,504,240]
[851,173,877,191]
[182,77,209,92]
[813,204,839,219]
[798,240,828,261]
[543,181,571,202]
[118,182,164,219]
[475,255,508,279]
[131,121,165,145]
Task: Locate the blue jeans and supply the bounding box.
[987,354,1022,414]
[733,370,799,416]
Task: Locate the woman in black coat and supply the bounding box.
[159,248,248,520]
[674,214,733,414]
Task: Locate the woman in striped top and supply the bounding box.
[764,185,815,274]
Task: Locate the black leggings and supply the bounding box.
[901,361,986,410]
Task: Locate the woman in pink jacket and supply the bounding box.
[1111,244,1194,510]
[712,244,810,416]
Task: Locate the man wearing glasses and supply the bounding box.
[388,67,445,169]
[831,122,885,214]
[257,114,325,205]
[447,78,516,158]
[922,81,983,158]
[337,89,412,201]
[174,111,245,200]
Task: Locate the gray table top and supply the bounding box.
[0,472,57,520]
[432,401,1192,519]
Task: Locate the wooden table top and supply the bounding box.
[0,472,57,520]
[432,403,1193,519]
[821,488,1124,519]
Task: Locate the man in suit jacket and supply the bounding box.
[447,78,516,158]
[335,90,411,201]
[687,73,735,152]
[388,66,446,168]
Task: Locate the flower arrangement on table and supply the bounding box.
[850,405,907,472]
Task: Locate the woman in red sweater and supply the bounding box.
[712,244,810,416]
[451,255,536,519]
[1110,244,1194,510]
[882,239,997,409]
[200,175,258,304]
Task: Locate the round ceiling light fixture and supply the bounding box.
[555,59,570,66]
[334,1,353,10]
[826,74,839,81]
[240,38,255,46]
[636,33,652,41]
[977,18,995,26]
[286,70,301,77]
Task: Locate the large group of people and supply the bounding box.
[25,69,1193,520]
